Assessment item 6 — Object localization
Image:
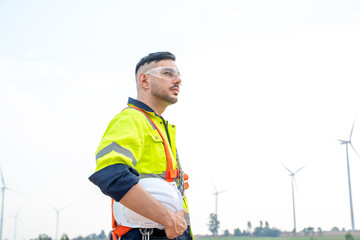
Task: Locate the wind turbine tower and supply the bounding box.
[282,164,305,236]
[0,166,8,240]
[337,121,360,231]
[13,209,20,240]
[53,206,66,240]
[212,184,226,217]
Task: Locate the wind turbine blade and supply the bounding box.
[350,143,360,160]
[210,178,218,193]
[218,190,228,194]
[59,205,70,212]
[281,163,293,174]
[349,120,355,141]
[294,165,306,174]
[0,165,5,186]
[337,139,347,144]
[7,188,25,195]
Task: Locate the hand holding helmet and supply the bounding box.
[113,178,184,229]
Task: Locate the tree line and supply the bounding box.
[207,214,281,237]
[29,216,350,239]
[31,230,107,240]
[207,213,347,237]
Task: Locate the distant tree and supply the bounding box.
[269,228,281,237]
[346,232,354,240]
[345,232,354,240]
[254,221,264,236]
[207,213,220,236]
[98,230,107,239]
[253,221,281,237]
[247,221,252,234]
[303,227,314,236]
[37,234,52,240]
[224,229,230,236]
[86,233,97,240]
[265,221,269,229]
[253,227,264,237]
[234,228,241,236]
[342,227,346,232]
[71,233,108,240]
[317,227,323,236]
[60,234,69,240]
[331,227,340,232]
[72,236,84,240]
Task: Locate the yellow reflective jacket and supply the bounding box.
[94,98,190,219]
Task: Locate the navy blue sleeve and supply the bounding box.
[89,164,139,202]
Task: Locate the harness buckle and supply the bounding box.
[139,228,153,240]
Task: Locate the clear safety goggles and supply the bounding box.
[145,67,181,81]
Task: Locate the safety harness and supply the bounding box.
[110,106,188,240]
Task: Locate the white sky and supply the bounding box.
[1,0,360,239]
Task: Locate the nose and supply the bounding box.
[173,75,182,86]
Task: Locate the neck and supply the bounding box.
[137,95,168,116]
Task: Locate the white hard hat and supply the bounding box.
[113,177,183,229]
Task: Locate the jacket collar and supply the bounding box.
[127,97,158,116]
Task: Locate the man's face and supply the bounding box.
[147,59,182,105]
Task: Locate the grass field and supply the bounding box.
[194,235,360,240]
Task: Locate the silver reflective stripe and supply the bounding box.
[185,213,191,225]
[138,173,165,179]
[96,141,137,167]
[176,150,185,196]
[126,107,156,130]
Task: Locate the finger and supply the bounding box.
[165,230,177,240]
[176,209,186,217]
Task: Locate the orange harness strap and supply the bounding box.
[130,106,178,182]
[111,199,131,239]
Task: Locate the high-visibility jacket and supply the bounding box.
[94,98,190,223]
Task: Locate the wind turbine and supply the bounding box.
[0,166,23,240]
[12,209,21,240]
[0,165,23,240]
[53,206,67,240]
[212,183,226,217]
[0,165,8,240]
[282,163,305,236]
[337,121,360,231]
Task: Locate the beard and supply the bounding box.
[150,81,178,105]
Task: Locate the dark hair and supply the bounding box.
[135,51,176,75]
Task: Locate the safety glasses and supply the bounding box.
[145,67,181,81]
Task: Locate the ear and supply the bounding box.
[138,73,150,90]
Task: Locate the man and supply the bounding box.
[89,52,192,240]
